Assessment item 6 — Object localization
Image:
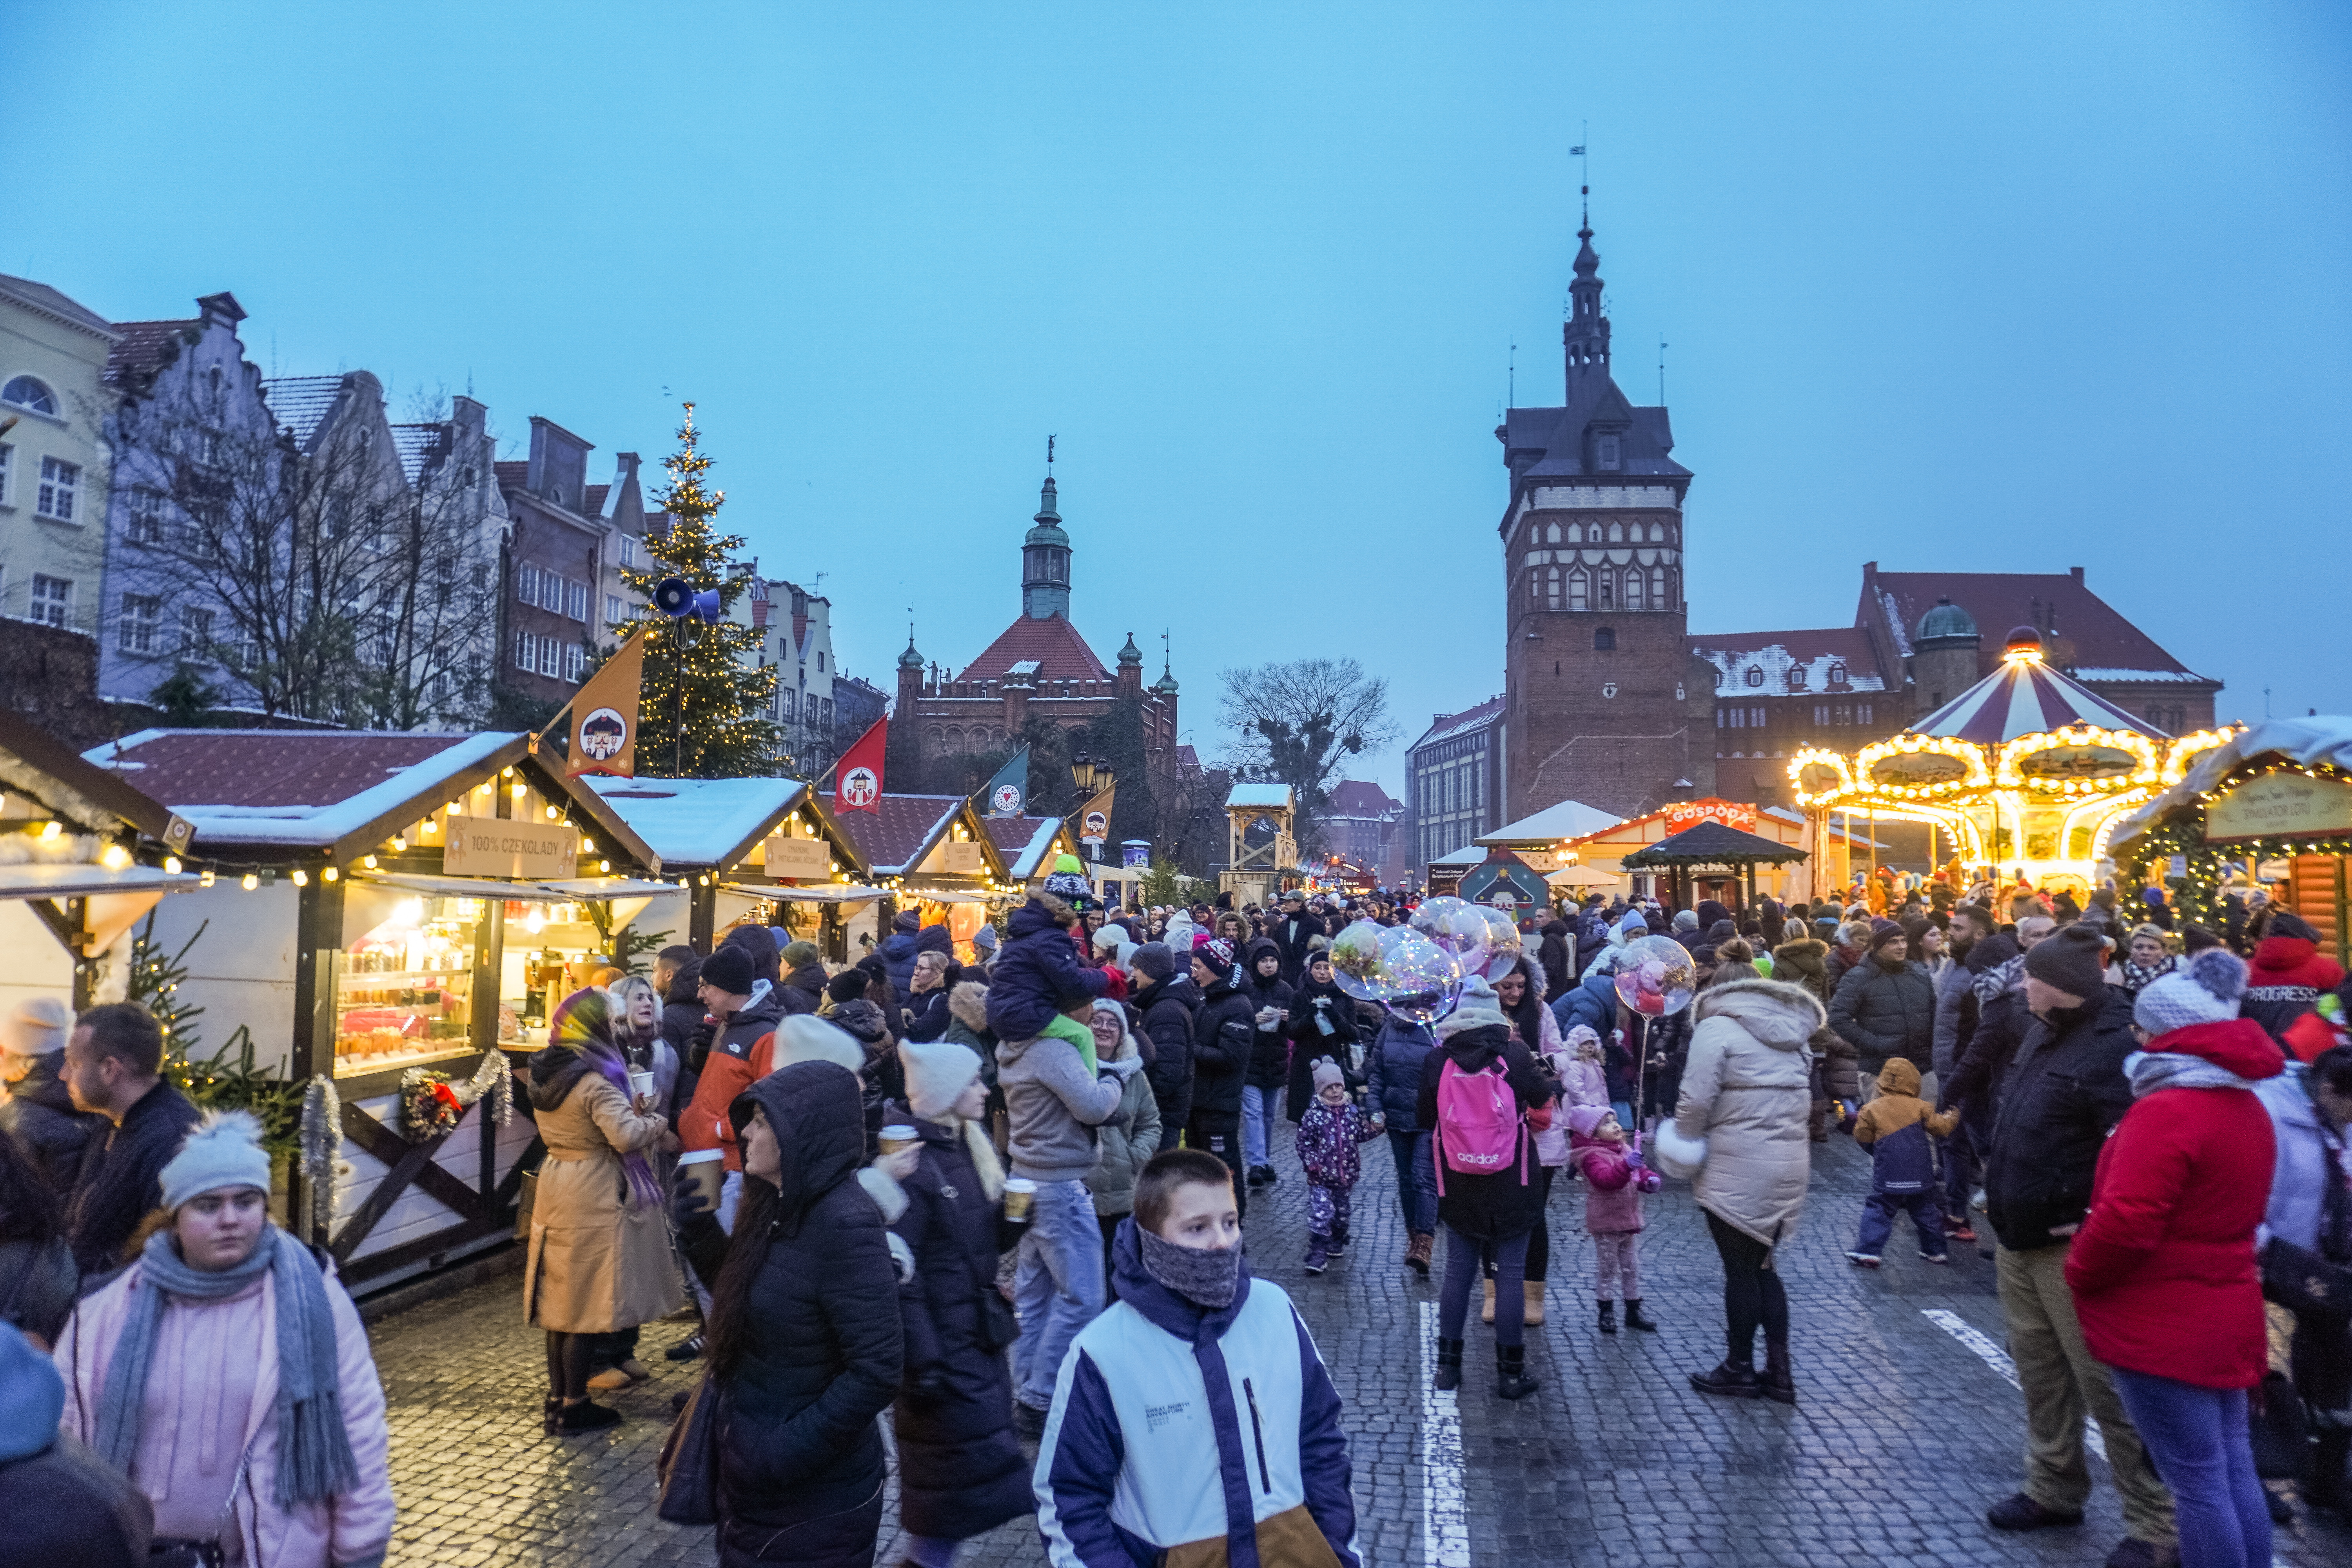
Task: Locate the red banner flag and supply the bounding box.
[835,718,886,814]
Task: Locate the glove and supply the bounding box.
[670,1168,716,1232]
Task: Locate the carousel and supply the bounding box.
[1788,626,2233,898]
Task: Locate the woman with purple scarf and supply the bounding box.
[524,988,680,1432]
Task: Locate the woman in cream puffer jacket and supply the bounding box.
[1653,978,1822,1405]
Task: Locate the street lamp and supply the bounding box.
[1069,753,1114,797]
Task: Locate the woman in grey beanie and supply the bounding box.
[52,1110,396,1567]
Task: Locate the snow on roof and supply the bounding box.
[2071,668,2215,684]
[1226,783,1294,810]
[82,730,517,847]
[586,775,811,867]
[2108,716,2352,857]
[1430,844,1488,867]
[832,794,965,874]
[1408,696,1506,753]
[982,814,1065,878]
[1688,627,1886,696]
[1477,799,1623,845]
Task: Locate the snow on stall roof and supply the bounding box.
[586,775,811,866]
[82,730,517,846]
[1226,783,1294,809]
[2108,716,2352,857]
[1430,844,1488,867]
[1478,799,1623,844]
[982,815,1064,878]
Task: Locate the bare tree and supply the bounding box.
[1217,657,1396,851]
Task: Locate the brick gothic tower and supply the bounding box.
[1497,218,1715,821]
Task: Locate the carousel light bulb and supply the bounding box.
[422,820,438,835]
[599,860,611,873]
[512,783,527,799]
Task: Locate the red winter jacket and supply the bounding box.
[2243,934,2347,1042]
[2065,1018,2283,1388]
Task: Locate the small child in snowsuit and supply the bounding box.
[1296,1058,1384,1275]
[1568,1103,1660,1334]
[1847,1057,1957,1266]
[1555,1024,1610,1114]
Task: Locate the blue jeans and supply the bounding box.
[1241,1083,1274,1169]
[1855,1188,1945,1258]
[1386,1127,1436,1234]
[2110,1369,2271,1568]
[1011,1178,1104,1410]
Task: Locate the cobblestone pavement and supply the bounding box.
[366,1128,2352,1566]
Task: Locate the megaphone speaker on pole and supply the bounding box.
[691,588,722,624]
[653,577,695,618]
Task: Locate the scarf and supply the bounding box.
[959,1118,1007,1203]
[532,1040,661,1209]
[96,1226,359,1508]
[2125,1049,2259,1098]
[1138,1228,1242,1309]
[2120,957,2178,996]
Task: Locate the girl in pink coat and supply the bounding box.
[1568,1103,1661,1336]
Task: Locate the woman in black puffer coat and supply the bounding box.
[1417,978,1552,1401]
[1283,949,1363,1121]
[886,1039,1031,1557]
[688,1062,902,1568]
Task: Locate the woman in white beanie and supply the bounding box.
[1082,998,1162,1296]
[53,1109,396,1568]
[884,1036,1032,1565]
[0,994,95,1193]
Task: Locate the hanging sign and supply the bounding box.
[442,816,579,880]
[1662,798,1758,833]
[762,835,830,879]
[943,841,988,875]
[2208,774,2352,843]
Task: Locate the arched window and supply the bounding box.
[1745,666,1764,687]
[1,376,56,416]
[1567,523,1583,543]
[1648,521,1665,542]
[1624,572,1645,611]
[1529,570,1544,611]
[1650,566,1666,606]
[1787,666,1807,690]
[1544,565,1562,610]
[1594,628,1615,651]
[1607,521,1624,543]
[1829,661,1847,686]
[1567,568,1588,612]
[1545,521,1561,544]
[1598,574,1614,609]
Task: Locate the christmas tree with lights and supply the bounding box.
[616,403,779,777]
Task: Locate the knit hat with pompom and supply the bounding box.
[2134,948,2248,1038]
[159,1109,273,1211]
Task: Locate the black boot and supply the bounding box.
[1597,1300,1617,1335]
[1623,1298,1659,1332]
[1690,1356,1761,1399]
[1434,1336,1465,1392]
[1761,1336,1796,1405]
[1495,1343,1541,1401]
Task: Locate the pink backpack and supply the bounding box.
[1431,1057,1528,1195]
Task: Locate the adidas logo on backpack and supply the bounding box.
[1432,1056,1528,1195]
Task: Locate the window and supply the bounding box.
[1597,435,1621,470]
[1543,565,1562,610]
[127,489,166,544]
[620,536,639,568]
[1857,702,1874,726]
[1813,703,1831,726]
[1834,702,1854,725]
[0,442,10,503]
[605,593,623,626]
[1624,572,1645,611]
[817,651,825,672]
[1649,522,1665,542]
[36,458,78,522]
[1598,575,1613,609]
[538,635,560,678]
[29,575,70,628]
[1593,627,1615,651]
[1,377,56,416]
[820,697,832,726]
[179,606,213,654]
[1745,666,1764,687]
[1828,661,1847,686]
[1568,569,1588,612]
[517,563,539,606]
[1544,522,1560,544]
[566,580,588,621]
[1567,523,1583,544]
[514,630,532,669]
[1607,521,1624,543]
[1751,705,1768,729]
[1788,666,1807,690]
[565,644,586,683]
[806,693,821,724]
[119,594,160,653]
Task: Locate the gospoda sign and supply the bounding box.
[1662,799,1757,834]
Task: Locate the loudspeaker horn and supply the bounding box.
[653,577,694,617]
[691,588,722,624]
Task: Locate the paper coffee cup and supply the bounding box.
[1003,1177,1036,1221]
[676,1147,725,1211]
[879,1124,918,1157]
[628,1069,655,1103]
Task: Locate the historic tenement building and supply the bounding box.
[1498,220,2219,824]
[895,473,1181,783]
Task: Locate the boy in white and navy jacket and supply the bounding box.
[1035,1148,1363,1567]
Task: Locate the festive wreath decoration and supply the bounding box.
[397,1048,515,1142]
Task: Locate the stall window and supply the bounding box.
[333,890,484,1077]
[498,900,609,1047]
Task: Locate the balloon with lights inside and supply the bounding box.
[1612,934,1698,1018]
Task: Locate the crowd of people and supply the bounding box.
[3,851,2348,1568]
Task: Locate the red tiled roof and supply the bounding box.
[102,731,473,809]
[105,319,200,392]
[493,461,529,490]
[1868,571,2205,679]
[582,484,610,516]
[958,615,1111,683]
[1326,780,1400,817]
[830,794,961,872]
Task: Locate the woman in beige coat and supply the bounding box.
[524,988,680,1432]
[1652,977,1820,1406]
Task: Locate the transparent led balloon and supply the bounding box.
[1328,918,1391,1002]
[1382,929,1464,1024]
[1474,904,1524,981]
[1409,895,1491,979]
[1612,933,1697,1017]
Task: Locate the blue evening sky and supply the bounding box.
[12,2,2347,793]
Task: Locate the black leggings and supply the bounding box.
[1481,1166,1555,1283]
[1705,1209,1788,1361]
[545,1330,595,1401]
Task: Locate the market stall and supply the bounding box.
[81,726,667,1292]
[1620,818,1811,914]
[1548,797,1860,904]
[2107,715,2352,966]
[1788,626,2233,901]
[586,775,868,956]
[835,793,1017,957]
[0,713,200,1011]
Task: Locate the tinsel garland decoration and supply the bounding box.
[397,1049,515,1142]
[298,1075,343,1235]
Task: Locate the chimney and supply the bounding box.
[195,292,247,328]
[2069,566,2084,585]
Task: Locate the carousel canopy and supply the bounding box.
[1909,628,2158,744]
[1621,819,1810,868]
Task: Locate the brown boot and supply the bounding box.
[1523,1279,1545,1325]
[1405,1231,1434,1276]
[1481,1277,1496,1324]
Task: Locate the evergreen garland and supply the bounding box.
[615,403,780,779]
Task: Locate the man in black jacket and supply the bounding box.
[1977,926,2176,1563]
[1185,940,1256,1220]
[58,1004,199,1277]
[1,997,100,1193]
[1129,943,1198,1138]
[1268,890,1324,987]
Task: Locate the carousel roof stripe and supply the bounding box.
[1908,655,2160,745]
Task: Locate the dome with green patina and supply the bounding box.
[1915,597,1978,644]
